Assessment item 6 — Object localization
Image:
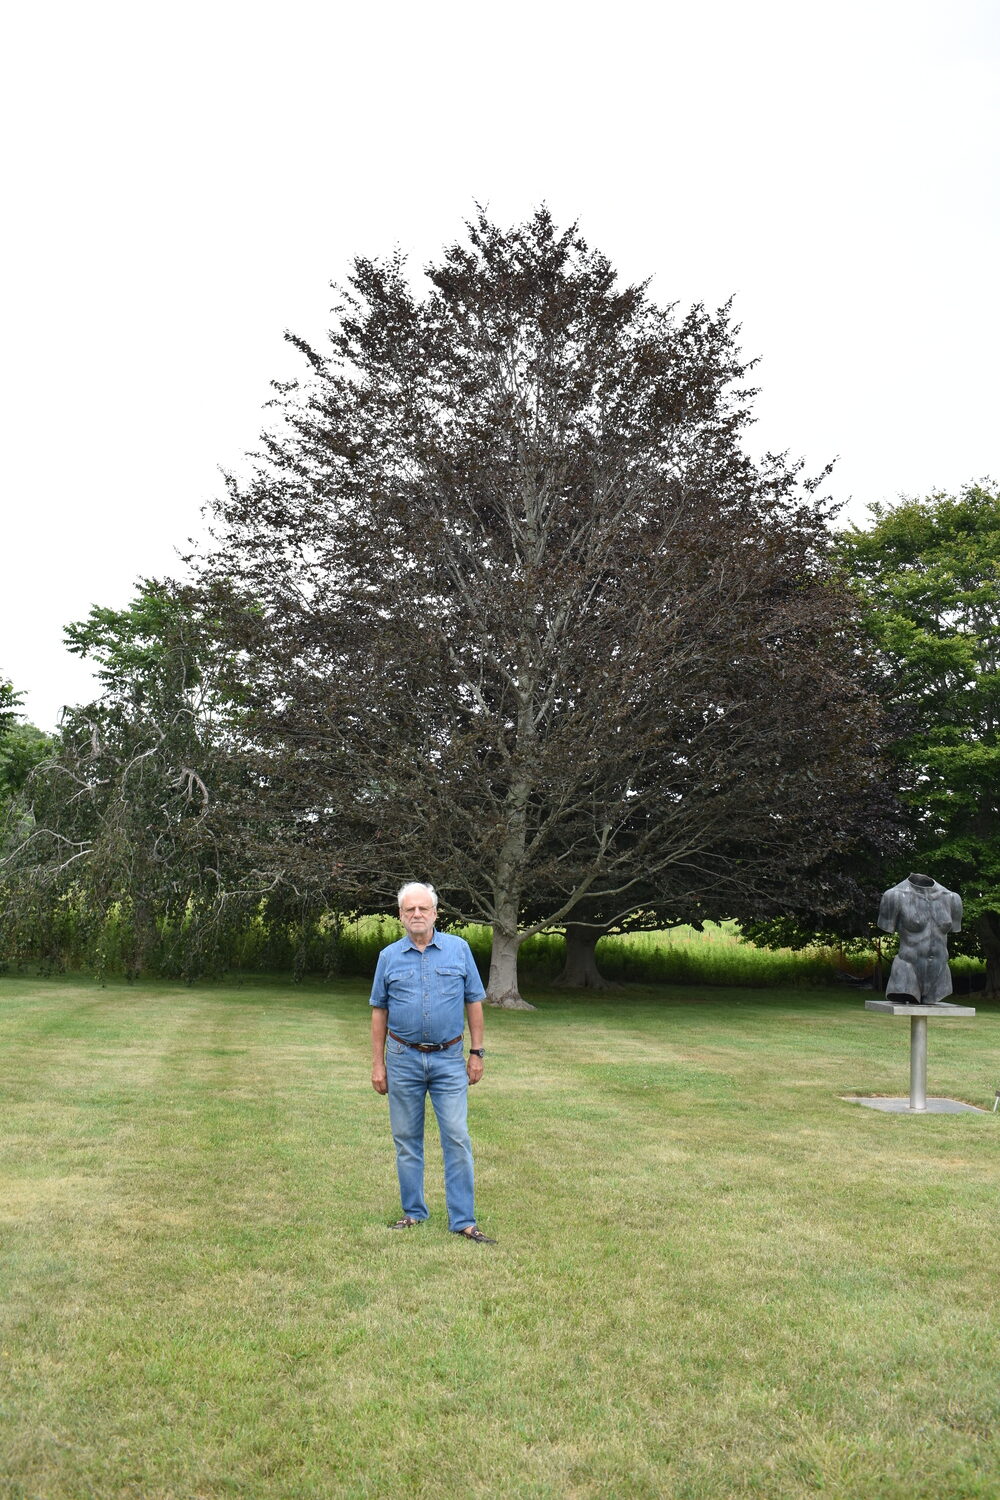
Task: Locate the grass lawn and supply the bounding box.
[1,975,998,1499]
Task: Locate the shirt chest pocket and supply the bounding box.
[385,965,419,1002]
[434,965,466,1000]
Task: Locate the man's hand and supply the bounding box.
[466,1001,485,1086]
[372,1064,388,1095]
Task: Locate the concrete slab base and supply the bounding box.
[843,1095,985,1114]
[865,1000,976,1017]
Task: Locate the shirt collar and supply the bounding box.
[402,929,439,952]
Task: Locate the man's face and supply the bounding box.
[400,890,436,942]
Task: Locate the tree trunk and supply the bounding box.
[485,928,535,1009]
[553,923,617,990]
[976,911,1000,1000]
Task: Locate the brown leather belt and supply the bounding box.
[389,1031,463,1053]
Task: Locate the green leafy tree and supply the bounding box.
[0,723,56,804]
[199,208,882,1004]
[1,584,264,977]
[839,483,1000,995]
[0,675,23,736]
[0,674,55,826]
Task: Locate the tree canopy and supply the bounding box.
[195,208,881,1003]
[0,723,55,808]
[0,584,268,977]
[838,482,1000,994]
[0,674,54,822]
[0,675,24,737]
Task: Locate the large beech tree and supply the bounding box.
[198,210,881,1004]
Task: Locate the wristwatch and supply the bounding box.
[468,1048,486,1058]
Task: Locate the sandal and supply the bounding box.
[456,1225,497,1244]
[388,1216,421,1229]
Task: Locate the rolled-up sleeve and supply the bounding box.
[370,951,389,1009]
[463,942,486,1004]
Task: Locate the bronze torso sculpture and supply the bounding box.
[877,873,963,1005]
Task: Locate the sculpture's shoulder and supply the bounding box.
[938,885,963,931]
[879,876,962,934]
[877,881,906,932]
[918,880,962,927]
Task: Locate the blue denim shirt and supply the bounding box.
[369,930,486,1044]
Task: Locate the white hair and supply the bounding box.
[397,881,439,910]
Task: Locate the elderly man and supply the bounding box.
[370,881,496,1243]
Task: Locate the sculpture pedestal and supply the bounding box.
[858,1000,977,1113]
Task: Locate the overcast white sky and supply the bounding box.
[3,0,998,730]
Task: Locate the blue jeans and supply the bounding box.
[386,1037,475,1231]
